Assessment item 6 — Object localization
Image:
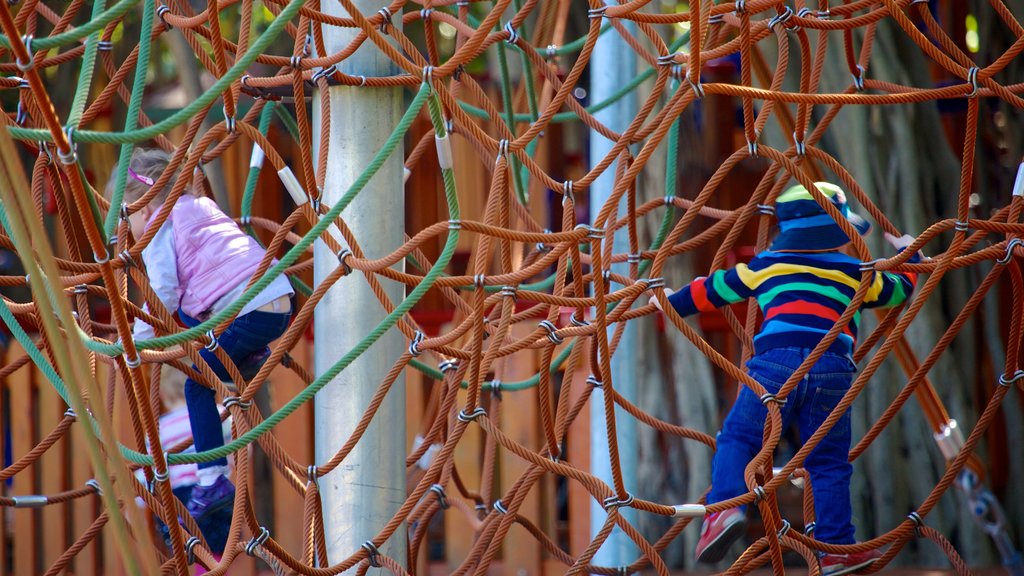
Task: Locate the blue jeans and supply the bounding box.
[708,347,857,544]
[179,309,291,469]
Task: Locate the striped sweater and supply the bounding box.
[667,250,919,357]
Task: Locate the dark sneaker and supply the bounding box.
[695,509,747,563]
[186,475,235,522]
[820,548,882,576]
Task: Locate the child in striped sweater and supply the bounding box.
[650,182,919,576]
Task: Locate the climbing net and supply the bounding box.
[1,0,1024,573]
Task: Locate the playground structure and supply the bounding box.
[1,0,1024,574]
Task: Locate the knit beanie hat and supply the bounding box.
[770,182,871,251]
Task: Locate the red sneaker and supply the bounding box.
[819,548,882,576]
[695,509,747,563]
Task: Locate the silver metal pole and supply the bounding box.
[589,15,639,570]
[312,1,406,571]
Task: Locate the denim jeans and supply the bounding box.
[179,309,291,469]
[708,347,858,544]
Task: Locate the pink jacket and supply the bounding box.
[160,195,266,317]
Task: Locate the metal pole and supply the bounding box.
[312,1,406,571]
[589,16,639,571]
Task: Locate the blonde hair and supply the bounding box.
[159,364,188,410]
[104,148,202,207]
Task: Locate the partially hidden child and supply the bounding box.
[650,182,920,576]
[109,148,294,553]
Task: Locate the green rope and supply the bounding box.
[82,85,431,358]
[123,83,457,465]
[0,0,140,51]
[459,31,690,124]
[104,0,156,237]
[7,0,306,144]
[66,0,108,129]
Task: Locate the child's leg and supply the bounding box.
[183,377,230,477]
[709,366,797,507]
[797,372,855,545]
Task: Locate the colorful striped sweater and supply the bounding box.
[667,250,920,357]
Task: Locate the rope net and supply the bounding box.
[1,0,1023,574]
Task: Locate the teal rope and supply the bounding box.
[104,0,156,237]
[7,0,306,144]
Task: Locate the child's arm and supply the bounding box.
[649,266,755,317]
[863,233,921,309]
[133,225,181,341]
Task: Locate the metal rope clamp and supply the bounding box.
[15,34,35,72]
[587,4,608,19]
[852,64,866,92]
[563,180,575,206]
[312,64,338,84]
[536,228,553,253]
[362,540,382,567]
[966,67,980,98]
[602,492,634,511]
[156,4,173,28]
[757,203,775,216]
[570,313,589,327]
[439,358,459,373]
[907,511,925,537]
[687,72,705,99]
[307,464,319,488]
[457,406,486,423]
[86,479,103,496]
[538,320,564,344]
[377,7,393,34]
[492,499,508,514]
[430,484,450,509]
[933,419,964,460]
[185,536,201,565]
[12,494,48,508]
[409,330,426,357]
[205,329,220,352]
[792,131,806,156]
[767,6,795,32]
[656,52,680,67]
[586,375,603,388]
[777,519,792,538]
[503,22,519,45]
[998,370,1024,388]
[996,238,1022,266]
[760,392,787,407]
[641,277,664,291]
[546,44,559,60]
[859,258,884,273]
[245,526,271,556]
[223,396,253,410]
[335,247,354,275]
[58,126,79,165]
